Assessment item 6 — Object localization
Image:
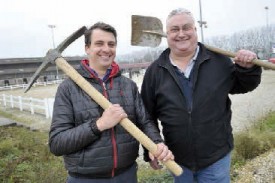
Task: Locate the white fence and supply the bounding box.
[0,94,54,118]
[0,80,63,91]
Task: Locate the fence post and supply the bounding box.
[30,97,34,115]
[3,94,7,107]
[47,98,54,118]
[19,96,23,111]
[10,95,14,108]
[44,98,49,118]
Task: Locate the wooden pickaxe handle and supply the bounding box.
[141,30,275,70]
[55,57,183,176]
[205,45,275,70]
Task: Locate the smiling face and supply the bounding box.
[166,13,198,57]
[85,28,117,71]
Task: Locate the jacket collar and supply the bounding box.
[79,59,121,80]
[157,42,211,68]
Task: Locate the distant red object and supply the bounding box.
[268,53,275,64]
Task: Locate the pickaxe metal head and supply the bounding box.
[24,26,87,93]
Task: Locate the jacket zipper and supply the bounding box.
[167,65,197,169]
[100,80,118,177]
[102,82,108,98]
[111,128,118,177]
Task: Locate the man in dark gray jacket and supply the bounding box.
[141,8,261,183]
[49,22,174,183]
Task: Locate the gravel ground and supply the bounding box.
[0,70,275,182]
[232,149,275,183]
[230,70,275,133]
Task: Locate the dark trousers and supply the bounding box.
[67,163,138,183]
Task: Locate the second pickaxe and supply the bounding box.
[24,26,183,176]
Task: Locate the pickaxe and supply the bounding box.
[131,15,275,70]
[24,26,183,176]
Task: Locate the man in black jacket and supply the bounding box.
[49,22,174,183]
[141,8,262,183]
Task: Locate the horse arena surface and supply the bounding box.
[0,70,275,133]
[1,70,275,182]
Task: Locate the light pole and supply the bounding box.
[48,24,59,79]
[264,6,269,27]
[48,25,56,48]
[264,6,271,59]
[198,0,207,43]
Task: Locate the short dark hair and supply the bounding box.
[84,22,117,46]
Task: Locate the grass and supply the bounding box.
[0,109,274,182]
[137,165,173,183]
[0,125,173,183]
[231,112,275,168]
[0,126,66,183]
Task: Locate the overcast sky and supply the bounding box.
[0,0,274,58]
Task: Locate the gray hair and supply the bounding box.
[166,8,195,24]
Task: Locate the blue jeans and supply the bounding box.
[66,163,137,183]
[174,153,231,183]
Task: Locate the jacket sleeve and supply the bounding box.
[230,64,262,94]
[49,81,100,156]
[129,78,163,162]
[140,66,162,161]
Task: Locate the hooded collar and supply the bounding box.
[80,59,120,81]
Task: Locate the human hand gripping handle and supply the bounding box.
[96,104,128,131]
[55,58,183,176]
[233,49,257,68]
[149,143,175,170]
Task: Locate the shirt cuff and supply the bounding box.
[89,120,102,136]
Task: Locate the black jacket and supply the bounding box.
[49,60,162,178]
[141,43,262,171]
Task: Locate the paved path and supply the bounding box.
[0,116,17,127]
[0,116,37,131]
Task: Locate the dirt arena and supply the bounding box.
[1,70,275,182]
[0,70,275,133]
[230,70,275,132]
